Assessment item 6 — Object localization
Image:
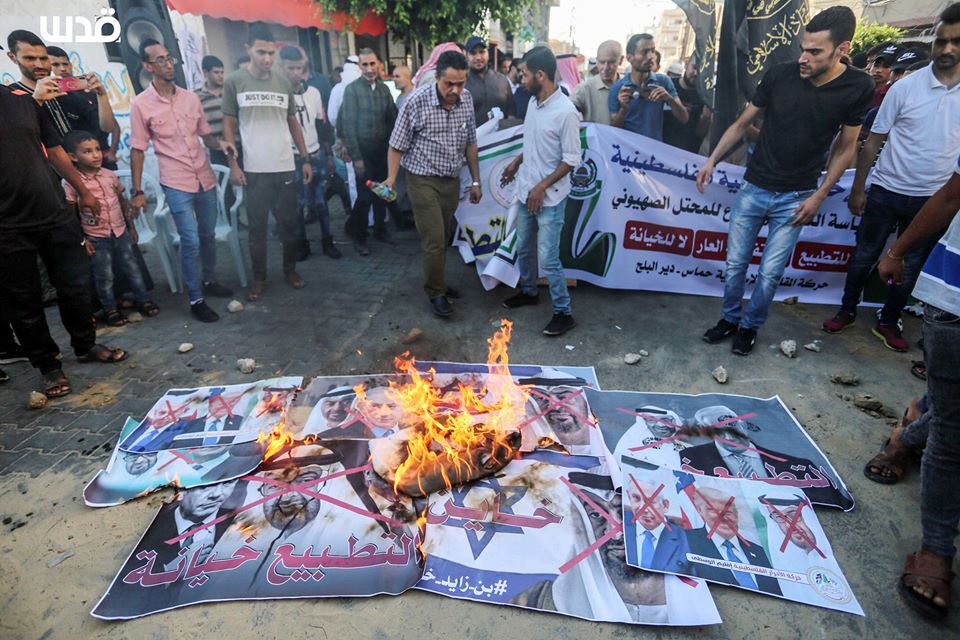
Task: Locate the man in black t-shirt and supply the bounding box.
[696,7,874,356]
[663,58,711,153]
[0,74,128,398]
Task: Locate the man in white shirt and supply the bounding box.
[500,46,582,337]
[572,40,623,125]
[823,9,960,351]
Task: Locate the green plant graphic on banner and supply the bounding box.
[560,190,617,277]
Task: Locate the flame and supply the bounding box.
[256,405,296,461]
[387,320,527,495]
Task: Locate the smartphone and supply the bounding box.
[56,77,88,92]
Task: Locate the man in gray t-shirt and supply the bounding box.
[222,24,312,302]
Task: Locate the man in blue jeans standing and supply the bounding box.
[129,39,236,323]
[696,7,873,355]
[501,46,581,337]
[822,4,960,351]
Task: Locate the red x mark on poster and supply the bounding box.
[208,392,245,419]
[519,387,595,432]
[156,448,198,472]
[759,496,826,559]
[557,475,622,574]
[627,474,672,532]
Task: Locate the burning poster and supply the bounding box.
[84,418,267,507]
[416,452,720,625]
[621,458,863,615]
[92,439,422,619]
[587,390,854,511]
[118,377,302,453]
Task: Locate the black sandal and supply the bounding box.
[104,309,128,327]
[910,361,927,381]
[77,344,128,363]
[139,300,160,317]
[42,369,72,398]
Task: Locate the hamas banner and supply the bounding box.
[453,122,861,304]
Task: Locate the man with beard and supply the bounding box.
[612,406,690,468]
[686,486,782,595]
[122,451,158,476]
[625,479,691,574]
[698,6,873,355]
[609,34,687,139]
[531,384,593,454]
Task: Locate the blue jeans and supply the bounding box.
[722,181,812,330]
[295,154,331,237]
[88,232,149,311]
[161,185,218,303]
[516,199,571,314]
[920,305,960,557]
[840,185,936,324]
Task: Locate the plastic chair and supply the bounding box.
[210,163,248,288]
[115,169,180,293]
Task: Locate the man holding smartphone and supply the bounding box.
[609,34,688,140]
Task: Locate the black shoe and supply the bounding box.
[297,241,312,262]
[202,281,234,298]
[354,240,371,256]
[190,300,220,323]
[0,345,29,365]
[445,286,461,299]
[430,296,453,317]
[321,237,342,259]
[732,328,757,355]
[502,291,539,309]
[0,368,8,383]
[703,319,738,344]
[543,313,576,336]
[373,230,397,245]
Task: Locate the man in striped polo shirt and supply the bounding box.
[196,55,227,166]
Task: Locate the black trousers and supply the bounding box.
[0,220,96,373]
[346,141,390,241]
[245,171,300,281]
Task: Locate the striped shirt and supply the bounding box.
[913,154,960,316]
[195,87,224,140]
[13,81,70,136]
[389,84,476,178]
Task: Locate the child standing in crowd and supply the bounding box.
[62,130,159,326]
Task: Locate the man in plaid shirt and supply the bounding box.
[338,48,398,255]
[384,51,481,317]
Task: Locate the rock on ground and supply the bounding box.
[178,342,194,353]
[27,391,48,410]
[237,358,256,374]
[402,328,423,345]
[804,341,822,352]
[624,353,642,365]
[831,372,860,386]
[780,340,797,358]
[227,300,244,313]
[712,366,728,384]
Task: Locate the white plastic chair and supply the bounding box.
[211,163,248,287]
[115,169,180,293]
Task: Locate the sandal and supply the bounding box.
[42,369,72,398]
[911,361,927,382]
[247,280,266,302]
[864,428,914,484]
[285,271,306,289]
[118,298,136,310]
[139,300,160,317]
[77,344,128,363]
[103,309,128,327]
[899,549,953,621]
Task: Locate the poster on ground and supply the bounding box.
[587,390,854,511]
[621,458,863,615]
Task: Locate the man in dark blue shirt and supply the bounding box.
[609,34,688,140]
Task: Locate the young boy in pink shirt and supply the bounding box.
[62,130,159,325]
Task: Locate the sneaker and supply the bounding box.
[543,313,576,336]
[203,281,234,298]
[502,291,539,309]
[0,345,29,365]
[430,296,453,317]
[190,300,220,323]
[297,241,312,262]
[732,328,757,355]
[822,310,856,333]
[0,368,8,383]
[703,319,738,344]
[872,322,908,352]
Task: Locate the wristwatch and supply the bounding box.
[132,189,144,196]
[471,180,481,187]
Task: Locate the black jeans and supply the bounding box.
[841,185,937,324]
[346,141,389,241]
[0,220,96,373]
[245,171,300,281]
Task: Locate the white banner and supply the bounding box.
[454,123,863,305]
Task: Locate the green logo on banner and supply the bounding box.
[560,187,616,277]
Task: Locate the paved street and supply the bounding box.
[0,204,951,639]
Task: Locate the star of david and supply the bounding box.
[443,478,528,560]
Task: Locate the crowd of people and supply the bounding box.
[1,3,960,621]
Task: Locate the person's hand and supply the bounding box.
[695,161,714,194]
[78,188,102,221]
[847,186,867,216]
[353,159,365,180]
[302,162,313,185]
[526,184,546,214]
[83,239,95,257]
[878,251,904,285]
[647,85,671,102]
[83,72,105,96]
[129,193,146,219]
[229,166,247,187]
[790,192,826,226]
[500,159,519,186]
[33,76,65,103]
[617,86,633,109]
[469,184,482,204]
[382,176,396,191]
[102,148,117,165]
[219,139,237,159]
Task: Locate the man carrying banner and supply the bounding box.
[822,5,960,351]
[501,47,581,337]
[697,6,873,355]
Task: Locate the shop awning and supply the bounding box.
[166,0,387,36]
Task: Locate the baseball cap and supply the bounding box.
[465,36,486,54]
[892,47,929,71]
[873,43,902,64]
